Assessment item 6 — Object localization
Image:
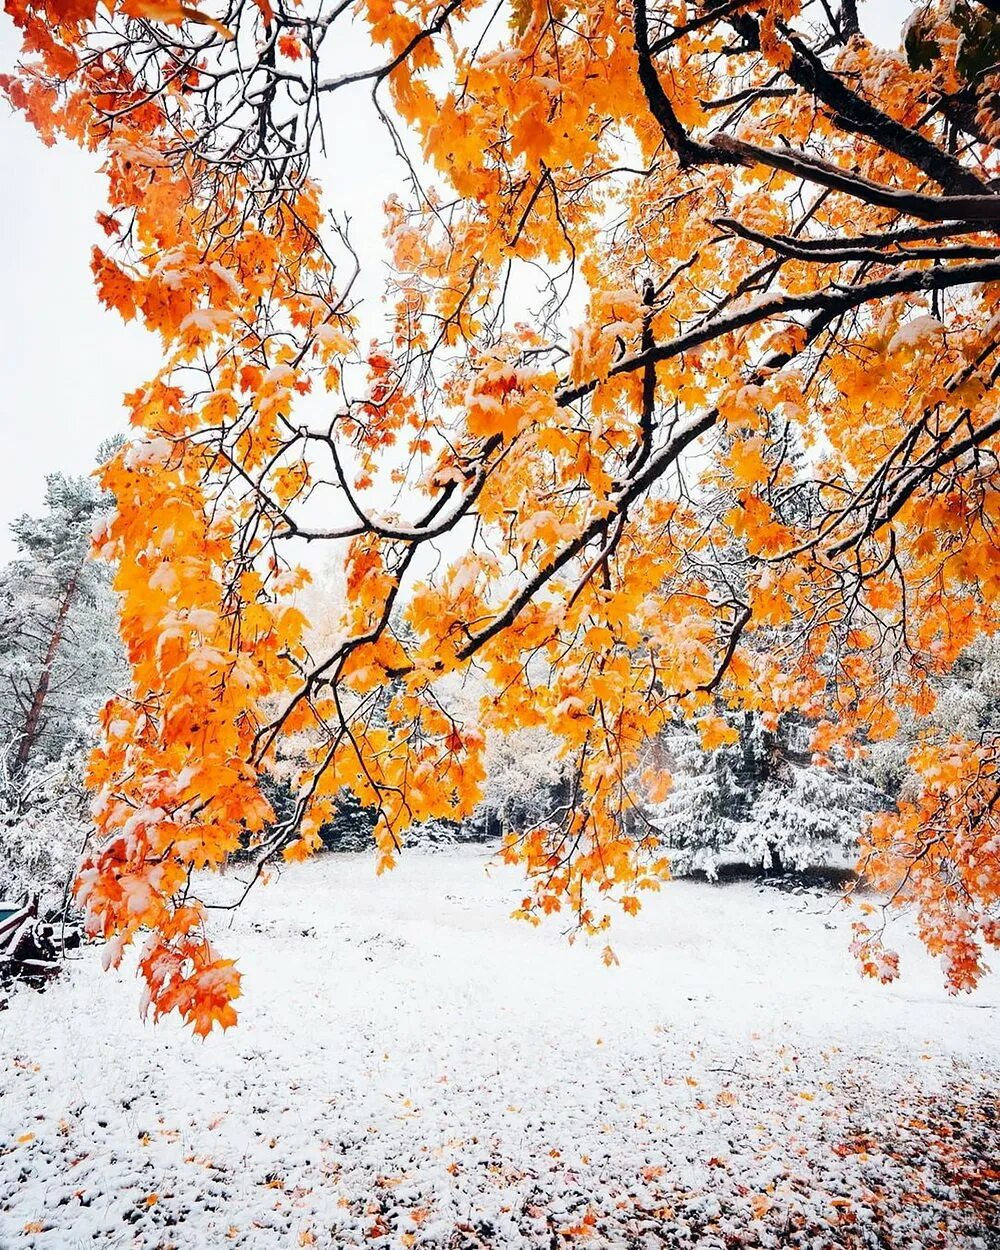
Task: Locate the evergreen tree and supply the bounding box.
[320,789,379,852]
[640,727,742,878]
[0,452,123,779]
[864,634,1000,797]
[645,714,881,879]
[470,726,570,842]
[0,445,125,905]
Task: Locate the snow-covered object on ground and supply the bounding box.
[1,847,998,1248]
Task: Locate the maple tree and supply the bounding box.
[3,0,1000,1031]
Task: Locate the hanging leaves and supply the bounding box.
[5,0,1000,1027]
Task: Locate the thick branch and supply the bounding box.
[781,28,989,196]
[724,6,989,194]
[710,134,1000,225]
[715,216,997,264]
[633,0,743,169]
[558,258,1000,408]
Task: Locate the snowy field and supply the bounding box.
[1,846,998,1249]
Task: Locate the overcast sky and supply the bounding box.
[0,1,910,561]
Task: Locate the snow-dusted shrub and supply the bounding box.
[0,739,92,909]
[470,726,569,840]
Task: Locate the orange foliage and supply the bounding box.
[3,0,1000,1027]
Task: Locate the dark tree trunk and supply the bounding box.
[13,566,79,775]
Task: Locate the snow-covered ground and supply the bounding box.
[2,846,998,1249]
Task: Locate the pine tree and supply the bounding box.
[0,447,125,905]
[864,634,1000,798]
[471,727,570,842]
[320,789,379,852]
[639,727,741,878]
[0,454,122,780]
[645,714,881,879]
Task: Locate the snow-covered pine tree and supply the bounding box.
[935,634,1000,738]
[643,714,881,879]
[0,446,125,907]
[321,789,380,851]
[639,725,743,878]
[0,453,123,779]
[863,633,1000,799]
[729,726,882,877]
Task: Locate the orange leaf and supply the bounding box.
[122,0,233,37]
[698,714,739,751]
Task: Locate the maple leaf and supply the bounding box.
[278,33,303,60]
[122,0,233,38]
[728,438,770,488]
[698,715,740,751]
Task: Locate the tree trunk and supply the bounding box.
[13,566,79,776]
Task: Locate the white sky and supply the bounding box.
[0,0,909,560]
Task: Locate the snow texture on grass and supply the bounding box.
[1,846,998,1249]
